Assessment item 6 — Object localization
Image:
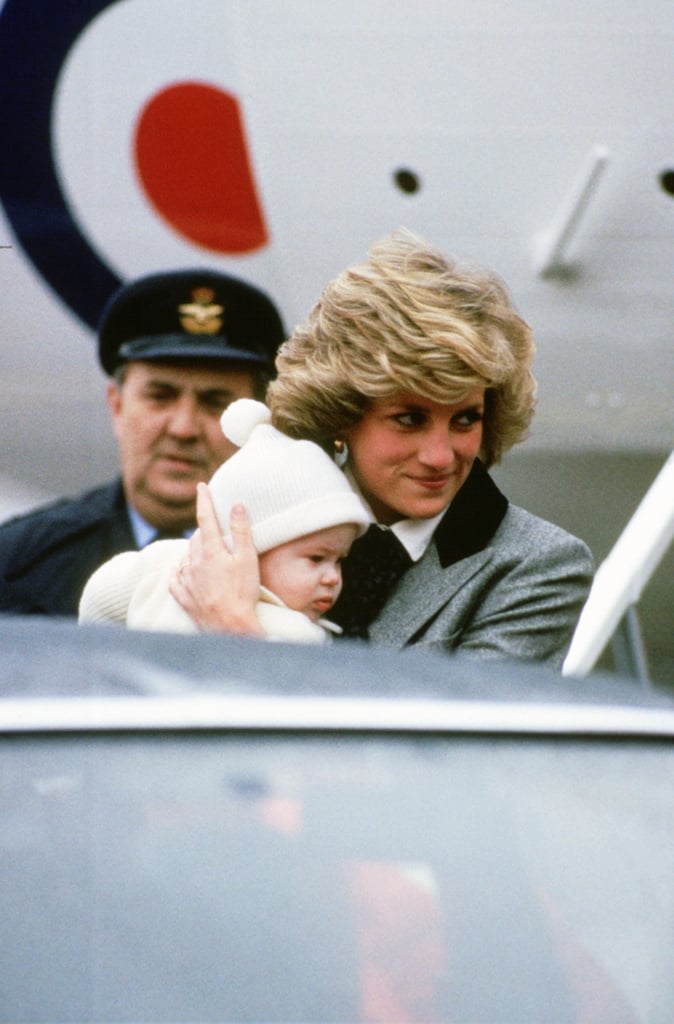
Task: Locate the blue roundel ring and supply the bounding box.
[0,0,121,328]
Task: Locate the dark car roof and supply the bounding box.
[1,616,674,738]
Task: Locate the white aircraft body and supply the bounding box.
[0,0,671,680]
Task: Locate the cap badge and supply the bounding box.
[178,287,224,335]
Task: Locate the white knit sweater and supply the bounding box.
[78,538,338,644]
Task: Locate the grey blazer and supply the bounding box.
[363,462,593,667]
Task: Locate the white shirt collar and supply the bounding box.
[389,511,445,562]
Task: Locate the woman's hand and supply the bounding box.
[169,483,264,636]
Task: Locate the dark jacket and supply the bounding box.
[0,480,136,617]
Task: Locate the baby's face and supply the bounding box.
[258,523,359,621]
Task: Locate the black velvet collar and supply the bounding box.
[433,459,508,568]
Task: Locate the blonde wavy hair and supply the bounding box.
[267,228,536,467]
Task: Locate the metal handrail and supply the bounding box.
[563,450,674,678]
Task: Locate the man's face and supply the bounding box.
[107,361,257,531]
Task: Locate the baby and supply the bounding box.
[78,400,370,643]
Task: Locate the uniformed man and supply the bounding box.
[0,269,285,616]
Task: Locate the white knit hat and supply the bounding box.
[208,399,371,553]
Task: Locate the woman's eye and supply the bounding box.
[456,409,484,427]
[394,411,426,428]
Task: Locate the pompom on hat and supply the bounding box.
[208,400,371,552]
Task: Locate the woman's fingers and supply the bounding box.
[227,504,260,605]
[169,489,262,635]
[228,503,257,561]
[167,564,181,597]
[194,482,222,550]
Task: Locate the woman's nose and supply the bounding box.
[418,428,455,469]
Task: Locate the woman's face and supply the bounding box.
[342,389,485,525]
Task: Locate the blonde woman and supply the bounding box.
[172,229,592,666]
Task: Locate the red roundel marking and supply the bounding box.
[133,82,268,254]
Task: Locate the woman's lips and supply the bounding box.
[409,475,451,491]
